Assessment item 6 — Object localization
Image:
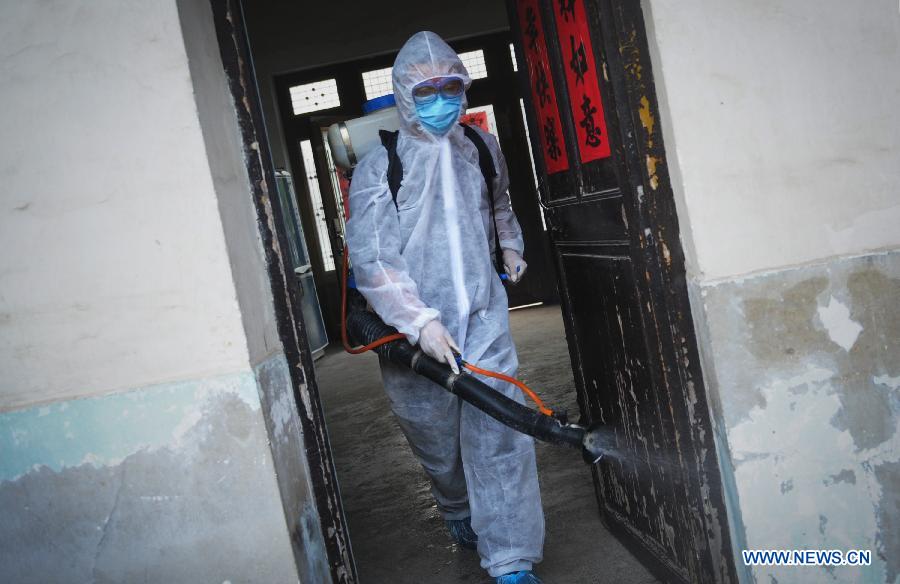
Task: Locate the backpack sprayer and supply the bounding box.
[326,95,607,464]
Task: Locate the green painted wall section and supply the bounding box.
[0,371,259,483]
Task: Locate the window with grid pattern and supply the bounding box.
[290,79,340,115]
[362,66,394,101]
[459,49,488,80]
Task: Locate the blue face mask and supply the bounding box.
[415,95,463,135]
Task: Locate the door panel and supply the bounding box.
[546,196,627,242]
[560,249,689,570]
[509,0,737,581]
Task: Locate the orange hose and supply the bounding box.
[463,362,555,416]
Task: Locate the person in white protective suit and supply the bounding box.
[345,31,546,584]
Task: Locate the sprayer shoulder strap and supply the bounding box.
[379,125,505,274]
[379,129,404,206]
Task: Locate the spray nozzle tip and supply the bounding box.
[581,423,609,465]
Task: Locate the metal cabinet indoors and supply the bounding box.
[274,169,329,356]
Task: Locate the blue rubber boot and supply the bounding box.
[445,516,478,550]
[495,571,543,584]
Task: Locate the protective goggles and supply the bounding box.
[411,76,466,105]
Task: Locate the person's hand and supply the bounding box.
[419,319,461,374]
[502,249,528,284]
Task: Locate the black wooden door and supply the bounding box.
[508,1,736,582]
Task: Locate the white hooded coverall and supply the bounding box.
[345,31,545,577]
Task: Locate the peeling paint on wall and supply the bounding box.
[0,371,298,583]
[254,353,332,583]
[817,296,863,352]
[0,371,260,482]
[729,363,892,582]
[696,251,900,583]
[873,461,900,583]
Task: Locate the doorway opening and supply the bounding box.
[244,12,653,582]
[213,0,733,582]
[257,24,651,582]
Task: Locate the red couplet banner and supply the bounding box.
[518,0,570,174]
[553,0,611,162]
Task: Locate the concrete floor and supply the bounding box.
[315,304,659,583]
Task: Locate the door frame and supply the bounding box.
[207,0,731,580]
[208,1,356,581]
[207,9,562,580]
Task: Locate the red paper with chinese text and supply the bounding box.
[554,0,611,162]
[518,0,570,174]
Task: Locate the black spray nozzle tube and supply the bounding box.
[346,289,606,464]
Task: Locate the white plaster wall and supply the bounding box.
[177,0,282,366]
[643,0,900,281]
[0,0,250,409]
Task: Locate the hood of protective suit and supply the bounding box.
[392,31,472,135]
